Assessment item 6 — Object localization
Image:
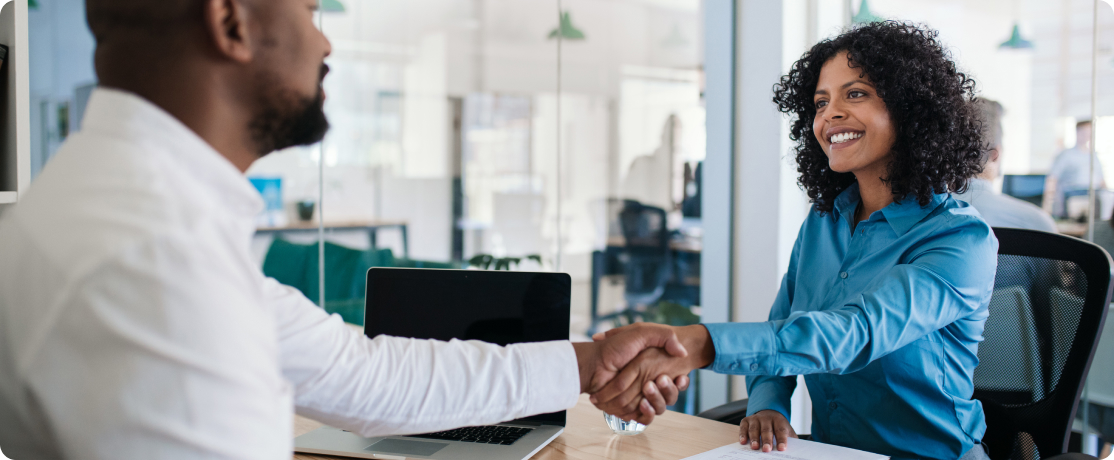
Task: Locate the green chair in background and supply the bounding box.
[262,238,457,325]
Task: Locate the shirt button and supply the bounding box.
[840,272,848,279]
[750,363,759,371]
[829,402,838,410]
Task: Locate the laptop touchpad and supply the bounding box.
[365,439,448,456]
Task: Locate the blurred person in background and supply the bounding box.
[953,98,1057,232]
[1044,120,1104,218]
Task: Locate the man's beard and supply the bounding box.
[248,66,330,156]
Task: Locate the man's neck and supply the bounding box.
[97,55,260,173]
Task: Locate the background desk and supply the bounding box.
[256,220,409,259]
[293,394,739,460]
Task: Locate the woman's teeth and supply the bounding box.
[830,132,863,144]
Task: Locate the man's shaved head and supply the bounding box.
[84,0,332,168]
[86,0,202,43]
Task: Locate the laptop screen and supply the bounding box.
[364,268,571,425]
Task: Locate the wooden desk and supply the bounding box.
[256,220,409,258]
[293,394,739,460]
[1056,220,1088,237]
[605,236,703,254]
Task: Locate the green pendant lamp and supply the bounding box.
[852,0,883,24]
[998,23,1034,49]
[320,0,345,13]
[548,11,586,40]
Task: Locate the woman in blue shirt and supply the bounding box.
[591,22,997,460]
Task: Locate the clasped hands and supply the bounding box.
[572,323,715,426]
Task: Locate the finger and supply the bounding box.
[674,374,690,392]
[610,373,651,416]
[592,331,606,341]
[591,357,643,406]
[643,380,667,415]
[739,418,749,444]
[761,420,775,452]
[603,326,629,339]
[748,418,761,450]
[655,375,679,409]
[635,398,656,425]
[775,419,791,451]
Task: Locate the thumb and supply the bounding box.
[636,326,687,358]
[663,334,687,358]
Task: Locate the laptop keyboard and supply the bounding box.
[407,426,532,445]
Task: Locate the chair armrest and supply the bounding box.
[1045,454,1099,460]
[696,398,749,426]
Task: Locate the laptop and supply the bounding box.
[294,268,571,460]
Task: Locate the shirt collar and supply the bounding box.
[832,182,948,236]
[81,87,263,216]
[965,178,993,192]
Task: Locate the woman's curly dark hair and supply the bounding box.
[773,21,986,214]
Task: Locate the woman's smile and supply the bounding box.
[827,129,865,151]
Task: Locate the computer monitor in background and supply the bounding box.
[1002,174,1047,208]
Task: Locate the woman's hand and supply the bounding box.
[740,410,797,452]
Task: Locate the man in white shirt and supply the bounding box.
[1043,119,1104,218]
[954,98,1057,232]
[0,1,698,458]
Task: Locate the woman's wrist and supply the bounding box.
[677,324,716,369]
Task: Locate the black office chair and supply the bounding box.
[974,228,1111,460]
[697,228,1112,460]
[587,200,672,332]
[618,200,672,309]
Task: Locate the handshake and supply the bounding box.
[572,323,715,426]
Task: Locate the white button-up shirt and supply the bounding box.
[0,88,579,460]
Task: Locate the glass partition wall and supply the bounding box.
[244,0,707,411]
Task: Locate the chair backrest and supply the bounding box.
[618,200,671,306]
[974,228,1113,460]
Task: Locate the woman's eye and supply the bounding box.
[848,90,866,98]
[815,100,828,109]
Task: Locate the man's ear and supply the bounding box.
[989,147,1000,164]
[203,0,253,63]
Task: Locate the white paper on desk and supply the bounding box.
[681,438,889,460]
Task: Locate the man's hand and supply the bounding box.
[571,323,691,425]
[573,323,687,394]
[740,410,797,452]
[587,324,715,420]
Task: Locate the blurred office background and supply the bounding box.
[21,0,1114,455]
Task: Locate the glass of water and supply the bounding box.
[603,412,646,436]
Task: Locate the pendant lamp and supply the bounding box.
[999,0,1033,50]
[998,24,1034,49]
[320,0,345,13]
[852,0,883,24]
[548,11,586,40]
